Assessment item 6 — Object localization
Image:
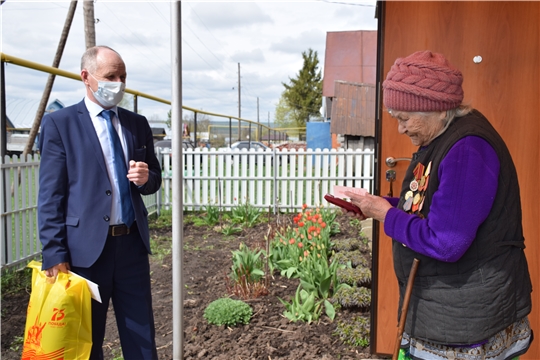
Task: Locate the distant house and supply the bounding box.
[151,127,167,142]
[323,30,377,151]
[5,99,64,155]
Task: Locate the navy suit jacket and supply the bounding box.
[38,100,161,269]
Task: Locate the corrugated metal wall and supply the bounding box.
[330,81,375,137]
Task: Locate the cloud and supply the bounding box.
[230,48,265,64]
[270,29,326,55]
[188,2,273,30]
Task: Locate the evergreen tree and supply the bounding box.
[280,48,322,127]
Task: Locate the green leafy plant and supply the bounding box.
[298,258,350,300]
[202,204,220,226]
[228,243,268,299]
[279,285,322,324]
[203,297,252,326]
[221,223,243,236]
[231,198,261,227]
[296,257,351,320]
[230,243,265,283]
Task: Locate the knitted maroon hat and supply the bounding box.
[383,51,464,112]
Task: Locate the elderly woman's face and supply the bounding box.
[389,110,447,147]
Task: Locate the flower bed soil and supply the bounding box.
[1,212,385,360]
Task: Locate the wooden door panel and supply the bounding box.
[375,2,539,358]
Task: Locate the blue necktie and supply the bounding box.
[101,110,135,227]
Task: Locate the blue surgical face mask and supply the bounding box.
[89,73,126,108]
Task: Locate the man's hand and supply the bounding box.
[127,160,149,186]
[345,191,392,223]
[44,262,70,278]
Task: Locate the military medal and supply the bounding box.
[405,190,413,200]
[425,161,432,176]
[410,180,419,191]
[403,196,413,211]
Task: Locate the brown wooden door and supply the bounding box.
[373,2,540,358]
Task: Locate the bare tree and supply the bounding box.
[22,0,78,158]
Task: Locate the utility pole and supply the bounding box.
[84,0,96,49]
[257,97,260,141]
[237,62,241,141]
[267,111,270,143]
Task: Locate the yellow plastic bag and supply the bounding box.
[21,261,92,360]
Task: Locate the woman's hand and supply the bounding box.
[345,191,392,223]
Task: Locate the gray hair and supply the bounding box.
[80,45,122,73]
[388,104,472,136]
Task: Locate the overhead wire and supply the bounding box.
[186,2,264,114]
[98,2,170,77]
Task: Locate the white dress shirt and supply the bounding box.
[84,97,129,225]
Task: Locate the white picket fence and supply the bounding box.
[1,148,374,269]
[159,147,374,213]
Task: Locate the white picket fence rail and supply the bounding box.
[159,147,374,213]
[1,148,374,269]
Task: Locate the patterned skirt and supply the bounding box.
[400,317,532,360]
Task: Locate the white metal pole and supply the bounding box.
[171,1,184,358]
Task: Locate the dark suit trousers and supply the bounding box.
[71,227,158,360]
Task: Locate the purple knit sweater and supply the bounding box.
[384,136,500,263]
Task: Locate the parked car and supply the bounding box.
[230,141,269,151]
[154,139,201,165]
[154,139,196,151]
[229,141,278,166]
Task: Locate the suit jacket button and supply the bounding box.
[106,190,111,196]
[104,215,110,222]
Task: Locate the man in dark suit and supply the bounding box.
[38,45,161,359]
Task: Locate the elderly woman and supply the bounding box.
[347,51,533,359]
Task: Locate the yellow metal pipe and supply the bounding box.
[1,52,170,105]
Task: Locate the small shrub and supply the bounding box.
[332,250,370,268]
[333,315,370,347]
[203,298,252,326]
[336,267,371,287]
[332,238,362,252]
[332,286,371,308]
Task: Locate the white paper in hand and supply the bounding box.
[333,185,367,199]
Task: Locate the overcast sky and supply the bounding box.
[1,0,377,129]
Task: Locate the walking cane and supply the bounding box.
[392,258,420,360]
